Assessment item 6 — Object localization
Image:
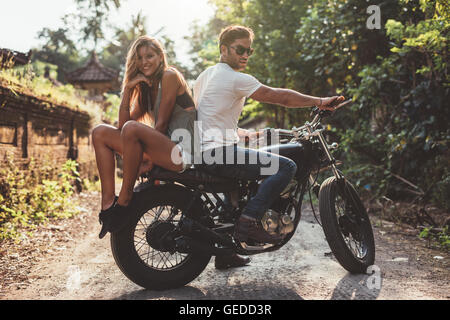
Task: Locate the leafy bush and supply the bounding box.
[339,0,450,209]
[103,92,121,124]
[419,226,450,250]
[0,156,82,240]
[191,0,449,214]
[432,171,450,211]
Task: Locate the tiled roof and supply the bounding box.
[0,48,32,68]
[66,52,119,83]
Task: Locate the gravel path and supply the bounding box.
[1,190,449,300]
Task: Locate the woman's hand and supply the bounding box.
[247,130,263,140]
[120,73,151,129]
[138,155,154,177]
[237,128,262,141]
[125,73,152,91]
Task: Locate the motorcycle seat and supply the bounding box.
[144,165,239,192]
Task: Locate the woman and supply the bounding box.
[92,36,249,270]
[92,36,194,238]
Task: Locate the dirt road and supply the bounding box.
[1,190,449,300]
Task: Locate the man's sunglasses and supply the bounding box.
[229,45,254,56]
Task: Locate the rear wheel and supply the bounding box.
[319,177,375,273]
[110,184,212,290]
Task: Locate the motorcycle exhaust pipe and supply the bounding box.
[175,236,234,256]
[179,217,236,248]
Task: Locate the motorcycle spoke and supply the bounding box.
[143,248,162,266]
[134,236,148,253]
[133,204,191,271]
[154,252,164,268]
[335,193,368,260]
[345,235,357,257]
[344,233,365,259]
[154,206,165,220]
[154,251,176,269]
[146,247,154,264]
[141,213,150,228]
[135,212,156,232]
[161,253,171,269]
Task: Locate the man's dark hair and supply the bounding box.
[219,25,254,48]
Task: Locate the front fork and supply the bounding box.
[306,123,344,197]
[304,123,364,234]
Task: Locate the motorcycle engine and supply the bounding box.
[261,209,295,236]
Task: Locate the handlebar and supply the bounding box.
[258,99,352,143]
[311,99,352,118]
[274,99,352,136]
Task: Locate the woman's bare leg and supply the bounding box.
[92,124,123,210]
[118,120,183,206]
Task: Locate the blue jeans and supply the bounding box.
[200,144,297,219]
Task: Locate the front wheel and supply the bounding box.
[319,177,375,274]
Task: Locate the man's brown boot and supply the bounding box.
[215,254,251,270]
[234,215,284,244]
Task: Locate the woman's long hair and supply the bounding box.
[122,36,167,123]
[122,36,192,124]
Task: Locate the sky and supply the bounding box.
[0,0,215,66]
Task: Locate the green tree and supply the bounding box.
[187,0,450,211]
[32,0,123,82]
[32,27,82,82]
[101,11,148,75]
[185,16,228,79]
[67,0,123,50]
[346,0,450,206]
[100,12,188,80]
[241,0,311,127]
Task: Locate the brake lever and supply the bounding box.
[311,99,353,117]
[311,97,346,114]
[333,99,353,110]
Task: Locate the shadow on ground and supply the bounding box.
[115,284,304,300]
[331,271,382,300]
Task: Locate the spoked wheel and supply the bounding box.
[319,176,375,274]
[135,206,188,270]
[111,184,212,290]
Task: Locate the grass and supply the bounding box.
[0,156,83,241]
[0,60,104,124]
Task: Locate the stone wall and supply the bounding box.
[0,84,97,182]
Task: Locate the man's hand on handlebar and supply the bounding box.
[318,96,346,111]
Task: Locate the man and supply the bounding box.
[194,25,343,246]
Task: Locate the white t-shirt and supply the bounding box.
[194,63,262,152]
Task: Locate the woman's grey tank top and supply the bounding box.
[149,82,197,164]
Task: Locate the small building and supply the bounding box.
[0,48,32,69]
[66,51,120,101]
[0,82,96,186]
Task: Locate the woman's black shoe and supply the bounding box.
[98,196,123,239]
[98,203,131,239]
[108,203,132,233]
[98,196,139,239]
[98,196,118,239]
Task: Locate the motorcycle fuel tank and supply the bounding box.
[259,142,313,180]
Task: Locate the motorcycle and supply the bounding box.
[110,101,376,290]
